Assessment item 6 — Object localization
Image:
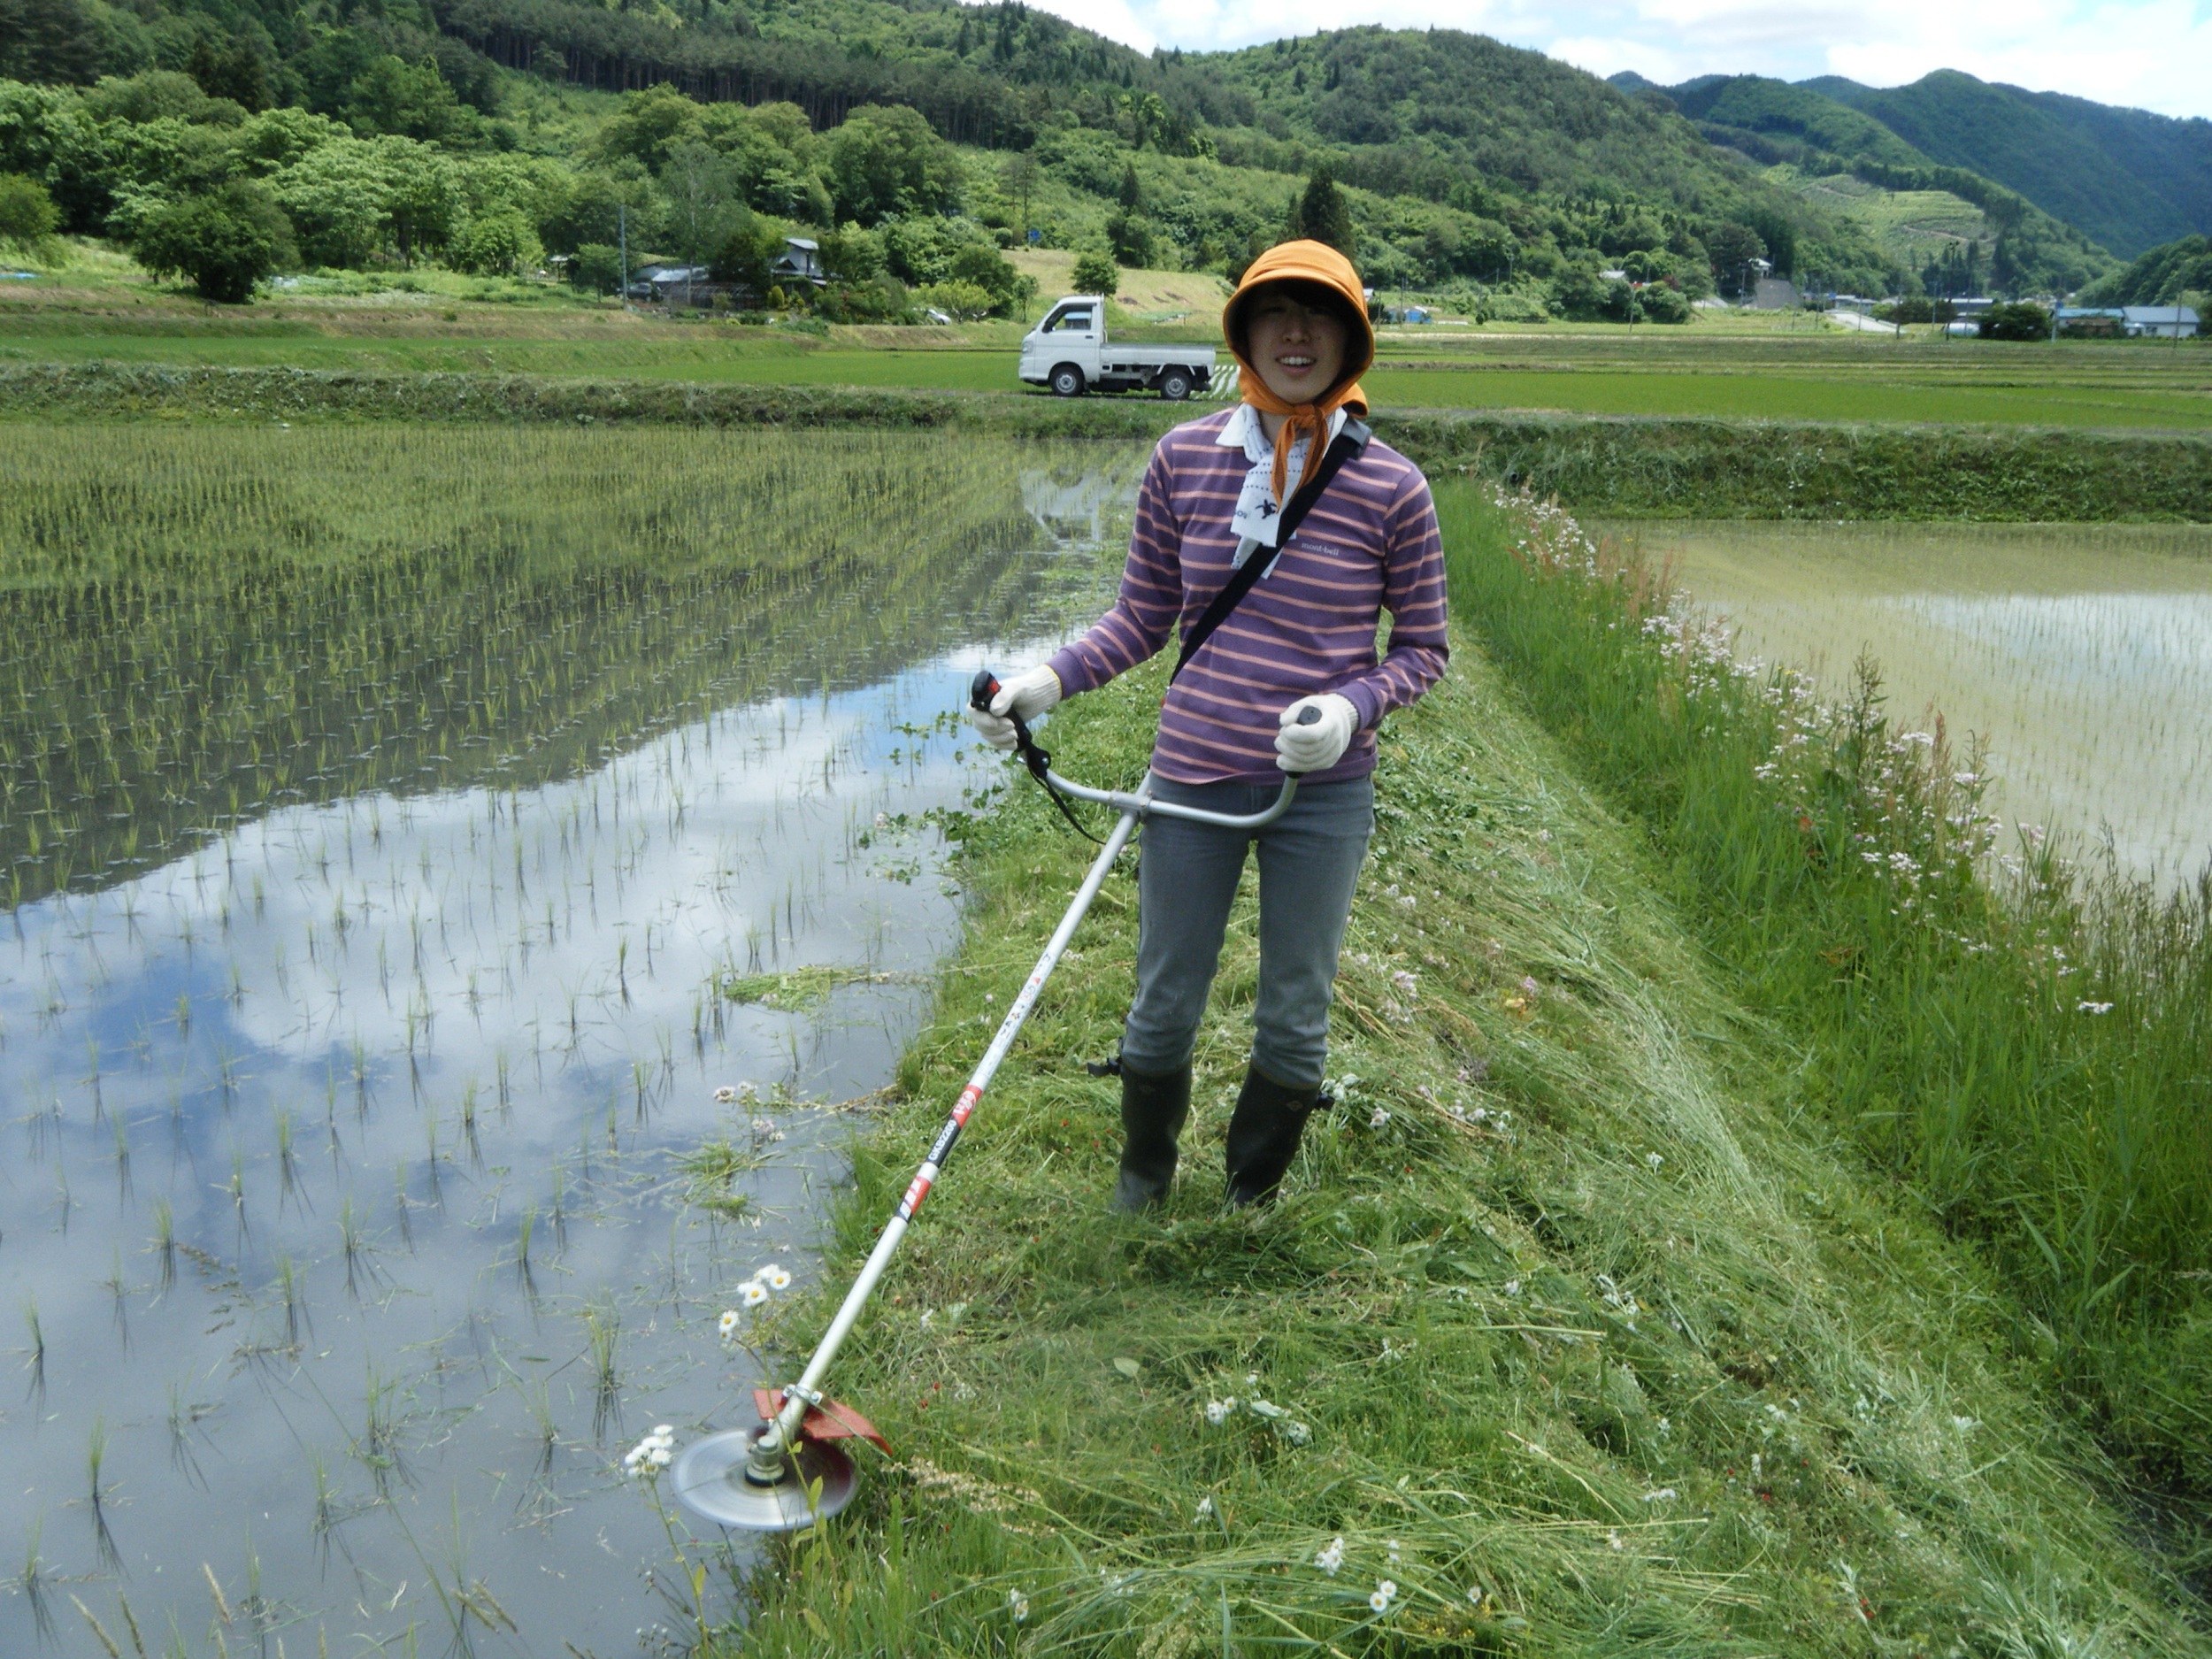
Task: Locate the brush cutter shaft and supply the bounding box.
[748,703,1312,1479]
[754,804,1141,1468]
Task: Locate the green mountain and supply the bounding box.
[1801,71,2212,259]
[1621,71,2110,294]
[1,0,1919,299]
[2078,233,2212,305]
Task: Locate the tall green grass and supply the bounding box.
[1436,480,2212,1497]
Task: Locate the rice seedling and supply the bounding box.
[356,1364,405,1495]
[582,1302,620,1440]
[273,1250,306,1347]
[150,1195,176,1293]
[273,1106,300,1210]
[106,1246,128,1339]
[15,1517,54,1638]
[165,1379,207,1486]
[227,1146,248,1240]
[512,1202,535,1289]
[339,1195,368,1297]
[87,1414,119,1566]
[110,1107,130,1195]
[22,1293,45,1400]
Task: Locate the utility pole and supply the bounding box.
[618,203,629,314]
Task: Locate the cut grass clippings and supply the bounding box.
[725,967,918,1011]
[704,502,2207,1655]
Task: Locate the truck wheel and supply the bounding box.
[1158,368,1193,401]
[1049,364,1086,397]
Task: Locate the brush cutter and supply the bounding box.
[672,671,1321,1532]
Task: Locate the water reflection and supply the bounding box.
[1023,469,1127,548]
[0,503,1136,1653]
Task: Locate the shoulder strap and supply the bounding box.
[1170,418,1371,686]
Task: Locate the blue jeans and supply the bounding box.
[1119,774,1375,1088]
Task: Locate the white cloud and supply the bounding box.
[1014,0,2212,117]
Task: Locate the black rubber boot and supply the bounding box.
[1224,1063,1325,1208]
[1113,1061,1192,1212]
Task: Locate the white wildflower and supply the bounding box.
[717,1309,741,1343]
[760,1264,793,1291]
[1315,1536,1344,1576]
[1007,1589,1029,1623]
[740,1279,769,1308]
[622,1425,676,1479]
[1369,1579,1396,1613]
[1194,1496,1213,1520]
[1369,1107,1391,1128]
[1645,1151,1663,1171]
[1204,1399,1234,1425]
[2076,1001,2114,1015]
[1641,1487,1677,1502]
[714,1086,737,1103]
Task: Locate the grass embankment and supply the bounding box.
[7,362,2209,519]
[1442,491,2212,1511]
[713,493,2207,1656]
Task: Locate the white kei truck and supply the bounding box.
[1017,296,1218,400]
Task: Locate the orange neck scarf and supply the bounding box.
[1237,365,1368,507]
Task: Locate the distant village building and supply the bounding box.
[772,238,826,289]
[2121,305,2199,339]
[2057,306,2126,337]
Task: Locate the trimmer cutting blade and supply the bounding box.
[672,1422,857,1532]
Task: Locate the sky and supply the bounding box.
[1020,0,2212,119]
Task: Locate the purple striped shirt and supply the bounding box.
[1048,407,1449,785]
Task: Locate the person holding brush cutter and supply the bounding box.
[969,240,1448,1210]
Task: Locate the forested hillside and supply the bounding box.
[1620,73,2111,295]
[0,0,2007,304]
[1806,70,2212,259]
[2079,232,2212,305]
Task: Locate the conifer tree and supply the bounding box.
[1296,165,1355,257]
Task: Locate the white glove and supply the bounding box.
[1275,693,1360,773]
[967,664,1063,750]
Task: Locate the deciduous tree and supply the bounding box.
[133,178,296,302]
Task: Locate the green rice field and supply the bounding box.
[0,421,1145,1655]
[4,288,2209,429]
[1608,519,2212,885]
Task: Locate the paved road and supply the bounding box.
[1827,309,1901,334]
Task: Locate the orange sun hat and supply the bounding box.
[1221,240,1374,503]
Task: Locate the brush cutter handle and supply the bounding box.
[970,667,1309,828]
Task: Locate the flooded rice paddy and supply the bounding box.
[0,426,1134,1656]
[1608,519,2212,886]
